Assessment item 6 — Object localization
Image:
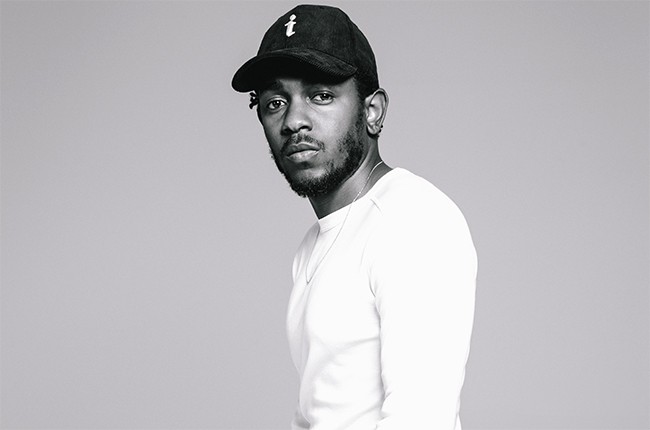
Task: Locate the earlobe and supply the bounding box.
[365,88,389,136]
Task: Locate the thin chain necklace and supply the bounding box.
[305,160,384,284]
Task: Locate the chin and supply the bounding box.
[284,162,324,181]
[286,168,349,199]
[286,170,325,194]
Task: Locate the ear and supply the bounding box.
[364,88,389,136]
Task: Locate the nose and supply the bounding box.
[281,98,312,135]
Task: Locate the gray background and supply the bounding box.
[1,1,648,429]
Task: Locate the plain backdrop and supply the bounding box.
[1,1,648,429]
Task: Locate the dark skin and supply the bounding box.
[257,75,391,218]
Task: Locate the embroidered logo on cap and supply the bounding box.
[285,14,297,37]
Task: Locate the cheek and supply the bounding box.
[261,120,282,148]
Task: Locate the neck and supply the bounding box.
[309,155,391,219]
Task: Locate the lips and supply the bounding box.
[284,142,321,157]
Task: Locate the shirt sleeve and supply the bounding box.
[290,405,309,430]
[368,195,477,430]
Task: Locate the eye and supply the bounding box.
[265,98,286,112]
[312,92,334,104]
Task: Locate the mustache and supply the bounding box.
[281,134,324,155]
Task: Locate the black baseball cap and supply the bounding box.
[231,4,379,93]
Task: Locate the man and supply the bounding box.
[232,5,477,430]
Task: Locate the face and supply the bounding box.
[257,76,367,198]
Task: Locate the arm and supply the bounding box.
[369,198,477,430]
[290,406,309,430]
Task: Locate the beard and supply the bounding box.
[270,112,366,198]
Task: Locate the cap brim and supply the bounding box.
[231,48,357,92]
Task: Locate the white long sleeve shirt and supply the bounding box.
[286,168,477,430]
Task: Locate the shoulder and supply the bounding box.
[369,168,469,232]
[365,169,478,293]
